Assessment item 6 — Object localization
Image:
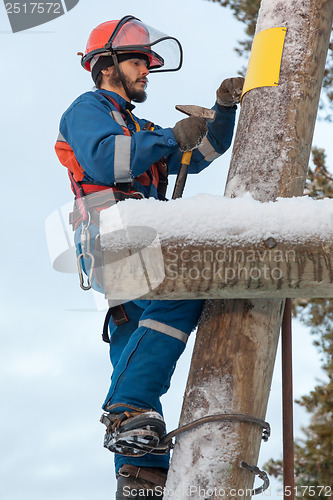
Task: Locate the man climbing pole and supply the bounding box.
[55,15,244,499]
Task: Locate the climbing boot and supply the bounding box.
[115,465,167,499]
[100,410,168,456]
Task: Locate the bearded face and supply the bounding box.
[106,59,149,103]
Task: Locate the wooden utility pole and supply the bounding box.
[164,1,333,498]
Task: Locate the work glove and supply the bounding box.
[216,77,245,107]
[172,116,208,152]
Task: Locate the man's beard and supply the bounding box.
[109,71,148,103]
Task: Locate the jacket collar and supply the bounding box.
[95,89,135,112]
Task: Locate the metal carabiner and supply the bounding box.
[80,216,91,256]
[77,251,95,291]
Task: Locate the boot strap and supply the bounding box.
[100,407,151,433]
[118,465,167,488]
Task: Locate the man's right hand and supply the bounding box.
[172,116,208,152]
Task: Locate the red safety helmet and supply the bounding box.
[80,16,183,74]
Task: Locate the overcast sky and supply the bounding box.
[0,0,331,498]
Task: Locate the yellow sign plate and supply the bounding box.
[241,27,287,99]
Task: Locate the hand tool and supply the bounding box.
[172,104,216,199]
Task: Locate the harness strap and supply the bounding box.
[102,304,129,343]
[67,170,90,226]
[100,93,131,136]
[69,188,144,229]
[155,158,168,200]
[142,122,168,200]
[80,182,133,194]
[100,92,123,114]
[117,465,167,488]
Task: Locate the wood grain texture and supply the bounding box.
[103,240,333,300]
[164,1,333,498]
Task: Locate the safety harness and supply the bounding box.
[55,93,169,338]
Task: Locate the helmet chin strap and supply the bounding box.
[112,52,131,101]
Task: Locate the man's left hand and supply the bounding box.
[216,77,245,107]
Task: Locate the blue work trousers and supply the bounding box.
[104,299,204,473]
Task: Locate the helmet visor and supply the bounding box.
[110,18,183,72]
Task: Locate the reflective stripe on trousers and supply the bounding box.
[139,319,189,344]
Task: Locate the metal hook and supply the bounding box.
[77,252,95,291]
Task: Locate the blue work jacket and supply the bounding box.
[58,89,236,199]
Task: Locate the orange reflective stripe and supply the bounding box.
[126,109,140,132]
[55,139,85,182]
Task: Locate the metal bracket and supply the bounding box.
[160,413,271,449]
[240,461,270,495]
